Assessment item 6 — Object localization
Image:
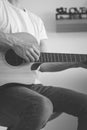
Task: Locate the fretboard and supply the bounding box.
[39,52,87,63]
[5,49,87,66]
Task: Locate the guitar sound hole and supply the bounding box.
[5,49,26,66]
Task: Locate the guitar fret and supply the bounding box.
[64,54,67,62]
[74,55,77,62]
[59,54,62,62]
[44,53,47,62]
[56,54,59,62]
[54,54,56,62]
[71,54,75,62]
[49,53,51,62]
[52,54,54,62]
[78,55,81,62]
[40,53,44,62]
[70,54,73,62]
[53,53,56,62]
[47,53,50,62]
[78,54,82,62]
[48,53,52,62]
[75,54,79,62]
[51,54,54,62]
[80,54,87,62]
[80,55,84,62]
[45,53,48,62]
[82,55,85,62]
[59,54,61,62]
[44,54,47,62]
[46,53,49,62]
[84,55,87,62]
[79,55,82,62]
[39,52,87,63]
[60,54,63,62]
[51,53,53,62]
[50,54,52,62]
[67,54,71,62]
[84,55,87,61]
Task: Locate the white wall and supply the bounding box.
[21,0,87,32]
[20,0,87,130]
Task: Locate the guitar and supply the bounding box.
[5,48,87,67]
[0,32,87,85]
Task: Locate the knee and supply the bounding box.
[41,96,53,114]
[19,95,53,129]
[39,96,53,121]
[23,95,53,118]
[29,95,53,122]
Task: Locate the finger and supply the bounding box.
[28,48,40,61]
[23,55,30,62]
[14,48,30,62]
[22,52,30,62]
[32,45,40,56]
[26,50,35,62]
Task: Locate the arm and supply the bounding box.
[0,32,40,62]
[39,40,81,72]
[0,32,14,50]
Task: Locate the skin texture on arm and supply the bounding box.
[0,32,14,50]
[0,32,40,63]
[39,39,82,72]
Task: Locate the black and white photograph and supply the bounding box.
[0,0,87,130]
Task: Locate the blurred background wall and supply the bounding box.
[21,0,87,32]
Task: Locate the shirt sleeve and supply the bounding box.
[39,18,48,41]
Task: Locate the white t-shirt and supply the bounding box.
[0,0,47,85]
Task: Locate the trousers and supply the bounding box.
[0,83,87,130]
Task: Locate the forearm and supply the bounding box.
[0,32,13,48]
[39,62,80,72]
[0,32,25,51]
[39,39,87,72]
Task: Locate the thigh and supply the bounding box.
[0,83,46,127]
[31,84,87,117]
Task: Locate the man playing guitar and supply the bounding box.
[0,0,87,130]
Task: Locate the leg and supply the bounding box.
[0,83,53,130]
[30,84,87,130]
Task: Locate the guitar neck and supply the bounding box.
[5,49,87,66]
[39,52,87,63]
